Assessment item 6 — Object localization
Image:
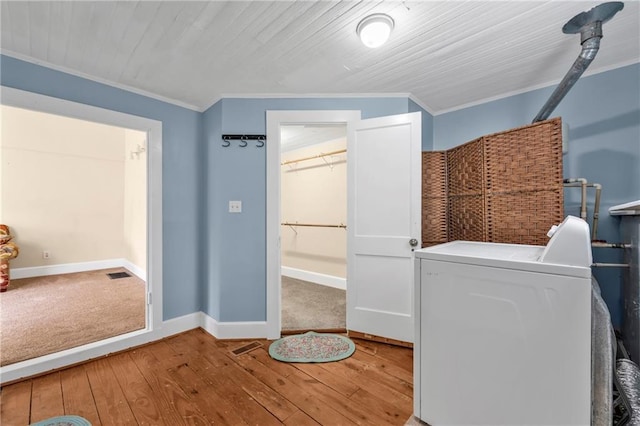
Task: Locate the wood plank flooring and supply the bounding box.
[0,328,414,425]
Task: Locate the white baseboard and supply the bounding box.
[282,266,346,290]
[12,259,126,279]
[201,313,268,339]
[160,312,202,338]
[123,260,146,281]
[11,258,146,280]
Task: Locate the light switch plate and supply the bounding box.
[229,200,242,213]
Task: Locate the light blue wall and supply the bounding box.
[0,55,203,321]
[410,99,434,151]
[202,97,430,321]
[433,63,640,327]
[0,54,433,325]
[11,50,634,328]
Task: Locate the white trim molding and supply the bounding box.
[0,85,163,384]
[201,314,268,340]
[0,50,201,112]
[160,312,202,337]
[123,260,147,281]
[0,311,269,384]
[282,266,346,291]
[0,327,164,384]
[11,258,145,280]
[266,110,361,340]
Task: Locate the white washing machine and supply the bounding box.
[414,216,593,425]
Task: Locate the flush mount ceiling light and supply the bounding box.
[356,13,394,48]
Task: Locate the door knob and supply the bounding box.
[409,238,418,247]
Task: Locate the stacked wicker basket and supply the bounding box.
[422,117,564,247]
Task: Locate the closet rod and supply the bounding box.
[281,222,346,229]
[281,149,346,166]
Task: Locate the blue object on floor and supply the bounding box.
[30,415,91,426]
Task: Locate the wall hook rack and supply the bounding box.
[221,134,266,148]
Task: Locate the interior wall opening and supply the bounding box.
[265,110,361,340]
[0,105,148,367]
[280,123,347,333]
[0,86,162,384]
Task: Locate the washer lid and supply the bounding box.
[416,241,591,278]
[416,219,592,279]
[539,216,592,268]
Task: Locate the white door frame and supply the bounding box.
[0,86,163,383]
[266,110,361,339]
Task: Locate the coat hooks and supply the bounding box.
[221,134,265,148]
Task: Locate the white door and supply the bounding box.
[347,112,421,343]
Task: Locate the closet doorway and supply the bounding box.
[279,124,348,333]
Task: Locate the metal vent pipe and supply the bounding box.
[532,2,624,123]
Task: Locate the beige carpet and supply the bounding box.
[0,268,145,366]
[281,276,346,331]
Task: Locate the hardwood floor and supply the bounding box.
[0,328,414,425]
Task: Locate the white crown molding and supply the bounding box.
[0,50,203,112]
[205,92,414,112]
[6,50,635,120]
[433,59,640,116]
[408,95,436,116]
[218,92,413,99]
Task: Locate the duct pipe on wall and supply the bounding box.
[532,2,624,123]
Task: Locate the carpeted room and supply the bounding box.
[0,105,149,367]
[0,268,145,366]
[1,1,639,425]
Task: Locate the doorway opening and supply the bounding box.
[266,110,361,339]
[0,105,148,366]
[0,86,162,383]
[280,123,348,333]
[267,110,422,343]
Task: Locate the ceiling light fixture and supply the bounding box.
[356,13,394,48]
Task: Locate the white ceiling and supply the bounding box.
[281,124,346,151]
[1,1,638,114]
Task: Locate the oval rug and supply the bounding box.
[30,415,92,426]
[269,331,355,363]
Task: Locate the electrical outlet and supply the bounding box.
[43,251,51,259]
[229,200,242,213]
